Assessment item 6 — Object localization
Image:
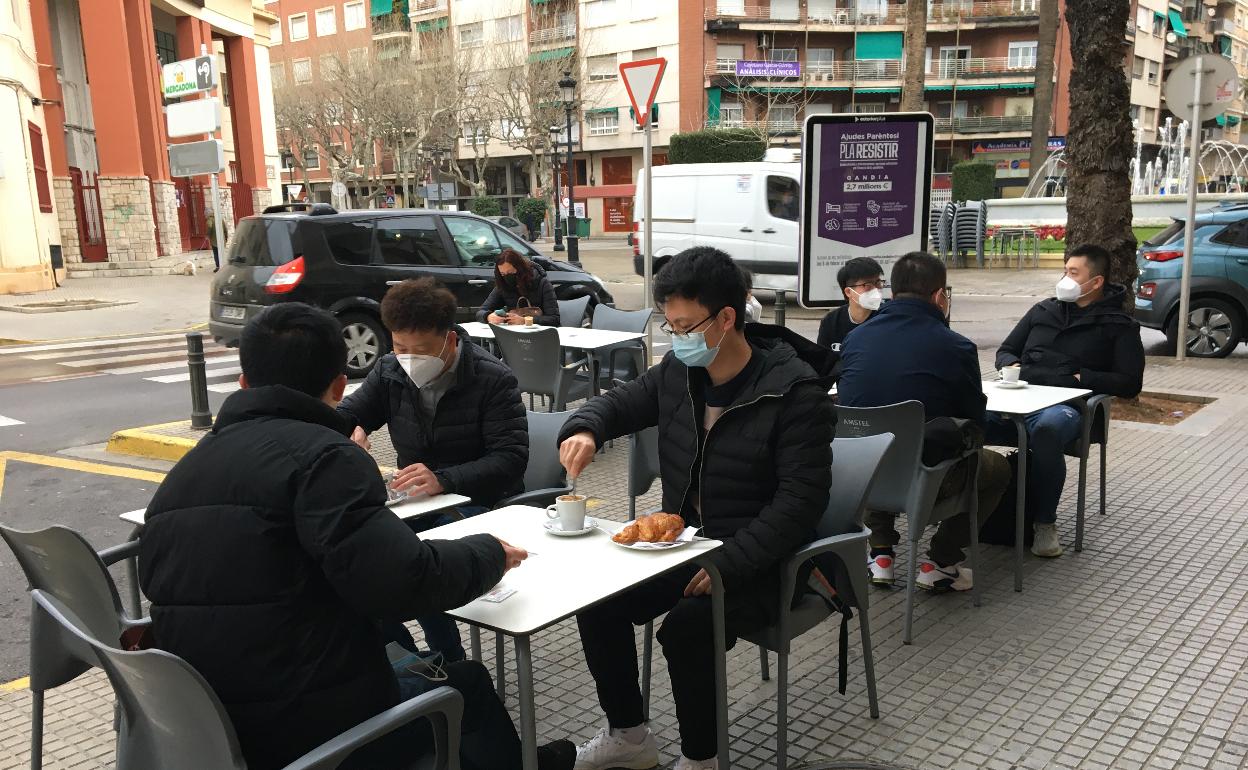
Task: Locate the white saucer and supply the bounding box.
[994,380,1028,390]
[544,517,598,537]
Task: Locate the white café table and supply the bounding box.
[460,321,644,350]
[983,381,1091,591]
[421,505,728,770]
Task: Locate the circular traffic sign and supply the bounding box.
[1164,55,1241,124]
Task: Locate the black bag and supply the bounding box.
[978,449,1035,546]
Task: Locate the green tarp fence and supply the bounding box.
[529,47,575,63]
[707,86,721,122]
[415,17,448,32]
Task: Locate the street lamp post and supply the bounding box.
[280,151,295,203]
[549,126,564,251]
[430,148,444,211]
[559,70,580,265]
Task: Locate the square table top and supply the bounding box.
[460,322,644,351]
[118,492,471,527]
[420,506,722,636]
[982,380,1092,416]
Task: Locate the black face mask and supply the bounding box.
[501,274,518,288]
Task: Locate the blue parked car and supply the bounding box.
[1135,204,1248,357]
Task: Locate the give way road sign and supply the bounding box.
[619,57,667,129]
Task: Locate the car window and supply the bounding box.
[227,219,299,266]
[1146,220,1185,247]
[1211,220,1248,248]
[502,217,518,227]
[376,216,454,266]
[322,221,375,266]
[494,225,532,254]
[766,176,800,221]
[445,217,503,264]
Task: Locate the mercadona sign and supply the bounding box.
[162,55,216,99]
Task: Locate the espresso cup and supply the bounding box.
[524,316,534,327]
[546,494,587,532]
[1000,366,1021,383]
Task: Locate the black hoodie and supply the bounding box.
[559,323,835,592]
[995,283,1144,398]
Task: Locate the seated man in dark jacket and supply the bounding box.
[338,277,527,661]
[558,248,834,770]
[989,243,1144,558]
[140,302,573,770]
[838,252,1009,590]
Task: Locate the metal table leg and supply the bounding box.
[125,525,142,618]
[514,635,539,770]
[696,557,730,770]
[1014,417,1028,592]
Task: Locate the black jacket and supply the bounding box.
[995,284,1144,397]
[475,262,561,326]
[816,304,879,351]
[139,386,506,770]
[559,325,835,592]
[838,298,987,425]
[338,333,527,507]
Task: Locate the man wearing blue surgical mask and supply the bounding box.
[339,277,527,662]
[989,244,1144,558]
[556,248,835,770]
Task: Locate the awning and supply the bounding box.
[925,83,1035,91]
[854,87,900,94]
[855,31,903,60]
[1221,36,1233,56]
[707,86,722,122]
[415,17,448,32]
[371,0,392,15]
[529,47,575,63]
[1217,114,1241,127]
[584,107,618,115]
[724,86,849,93]
[1168,10,1187,38]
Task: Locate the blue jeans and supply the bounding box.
[388,504,490,662]
[987,404,1083,525]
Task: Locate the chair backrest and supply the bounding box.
[523,410,572,493]
[817,434,895,539]
[492,326,562,397]
[591,305,651,334]
[833,401,925,514]
[31,589,248,769]
[627,427,661,518]
[558,296,591,328]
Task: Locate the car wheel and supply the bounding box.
[1166,298,1243,358]
[340,312,388,377]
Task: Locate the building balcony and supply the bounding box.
[930,57,1037,79]
[530,24,576,48]
[706,58,903,81]
[935,114,1034,134]
[410,0,448,17]
[372,10,411,40]
[705,1,1038,28]
[928,0,1040,25]
[707,118,801,135]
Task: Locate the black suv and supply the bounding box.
[210,204,615,377]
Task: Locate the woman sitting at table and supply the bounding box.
[476,248,561,327]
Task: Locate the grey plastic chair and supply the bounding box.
[589,305,651,386]
[29,589,462,770]
[492,326,589,411]
[557,295,592,328]
[834,401,983,644]
[0,524,148,770]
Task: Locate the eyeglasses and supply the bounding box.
[850,279,887,291]
[660,310,719,338]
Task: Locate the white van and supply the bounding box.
[632,162,801,291]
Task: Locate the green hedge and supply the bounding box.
[515,197,547,231]
[468,196,501,217]
[951,162,996,203]
[669,129,767,164]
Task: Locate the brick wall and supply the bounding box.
[52,177,82,264]
[97,177,158,263]
[151,180,181,257]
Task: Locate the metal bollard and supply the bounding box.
[774,289,788,327]
[186,332,213,430]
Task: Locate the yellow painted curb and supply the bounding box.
[107,421,201,463]
[0,676,29,692]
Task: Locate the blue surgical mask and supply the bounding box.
[671,330,721,368]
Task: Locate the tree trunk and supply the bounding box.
[900,0,928,112]
[1064,0,1137,295]
[1028,0,1060,185]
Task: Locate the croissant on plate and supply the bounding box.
[612,513,685,544]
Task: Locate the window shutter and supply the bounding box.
[28,122,53,213]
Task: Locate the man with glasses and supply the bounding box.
[557,247,836,770]
[817,257,886,351]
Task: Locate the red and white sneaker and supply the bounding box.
[868,552,895,586]
[915,559,973,592]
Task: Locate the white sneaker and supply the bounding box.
[673,756,718,770]
[868,552,896,586]
[1031,523,1063,558]
[574,727,660,770]
[915,559,973,592]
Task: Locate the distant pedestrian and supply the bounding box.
[205,210,219,273]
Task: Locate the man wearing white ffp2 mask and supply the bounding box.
[989,245,1144,559]
[817,256,885,352]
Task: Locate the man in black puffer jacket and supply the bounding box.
[989,244,1144,558]
[557,248,834,770]
[338,278,528,662]
[139,303,574,770]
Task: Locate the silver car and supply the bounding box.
[488,215,529,241]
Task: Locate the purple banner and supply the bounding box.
[817,122,919,249]
[735,60,801,78]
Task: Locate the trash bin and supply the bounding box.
[567,218,591,237]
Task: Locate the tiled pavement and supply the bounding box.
[4,354,1248,769]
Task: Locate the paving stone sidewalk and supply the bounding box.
[4,354,1248,769]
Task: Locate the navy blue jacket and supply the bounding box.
[837,298,986,425]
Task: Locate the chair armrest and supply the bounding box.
[607,345,643,380]
[495,486,572,509]
[1087,394,1113,443]
[778,528,871,605]
[562,355,590,373]
[98,539,141,567]
[284,686,463,770]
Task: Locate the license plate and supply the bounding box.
[219,305,246,321]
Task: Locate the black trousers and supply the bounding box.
[577,564,775,762]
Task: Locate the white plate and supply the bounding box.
[543,517,599,537]
[994,380,1029,390]
[607,524,699,551]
